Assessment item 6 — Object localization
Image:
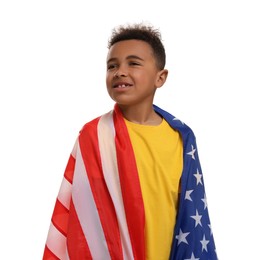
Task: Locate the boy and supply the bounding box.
[43,23,217,259]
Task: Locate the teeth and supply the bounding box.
[118,84,127,88]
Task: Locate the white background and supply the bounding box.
[0,0,261,259]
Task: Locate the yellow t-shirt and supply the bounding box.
[125,118,183,260]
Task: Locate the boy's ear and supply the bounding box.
[156,69,168,88]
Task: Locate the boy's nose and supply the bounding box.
[114,67,127,78]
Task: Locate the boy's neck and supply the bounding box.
[118,103,162,126]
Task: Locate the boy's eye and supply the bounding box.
[129,61,140,66]
[107,64,117,70]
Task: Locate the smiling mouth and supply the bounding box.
[113,83,132,88]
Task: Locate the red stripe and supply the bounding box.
[51,199,69,237]
[67,202,92,259]
[64,154,75,184]
[114,104,146,260]
[42,245,60,260]
[78,117,123,259]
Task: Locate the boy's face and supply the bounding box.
[106,39,167,107]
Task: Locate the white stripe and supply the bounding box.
[46,222,67,260]
[65,247,69,260]
[71,137,78,158]
[72,141,111,260]
[98,111,134,260]
[57,177,72,210]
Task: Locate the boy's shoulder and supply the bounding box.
[78,115,102,135]
[153,104,195,140]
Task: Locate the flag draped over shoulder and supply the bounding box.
[154,106,218,260]
[43,104,217,260]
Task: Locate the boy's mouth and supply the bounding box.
[113,84,132,88]
[113,80,132,88]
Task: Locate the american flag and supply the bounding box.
[43,104,217,260]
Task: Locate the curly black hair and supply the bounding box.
[108,23,166,70]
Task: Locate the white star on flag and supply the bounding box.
[187,144,196,160]
[208,224,213,236]
[190,209,202,227]
[200,234,210,252]
[184,252,200,260]
[193,169,203,185]
[185,189,194,201]
[201,193,207,209]
[175,229,190,245]
[173,117,184,124]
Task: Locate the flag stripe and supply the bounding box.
[78,117,124,259]
[51,199,69,237]
[72,142,111,259]
[43,245,60,260]
[98,111,134,260]
[113,105,146,260]
[67,201,92,259]
[46,222,67,260]
[64,155,75,184]
[57,177,72,210]
[43,153,74,258]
